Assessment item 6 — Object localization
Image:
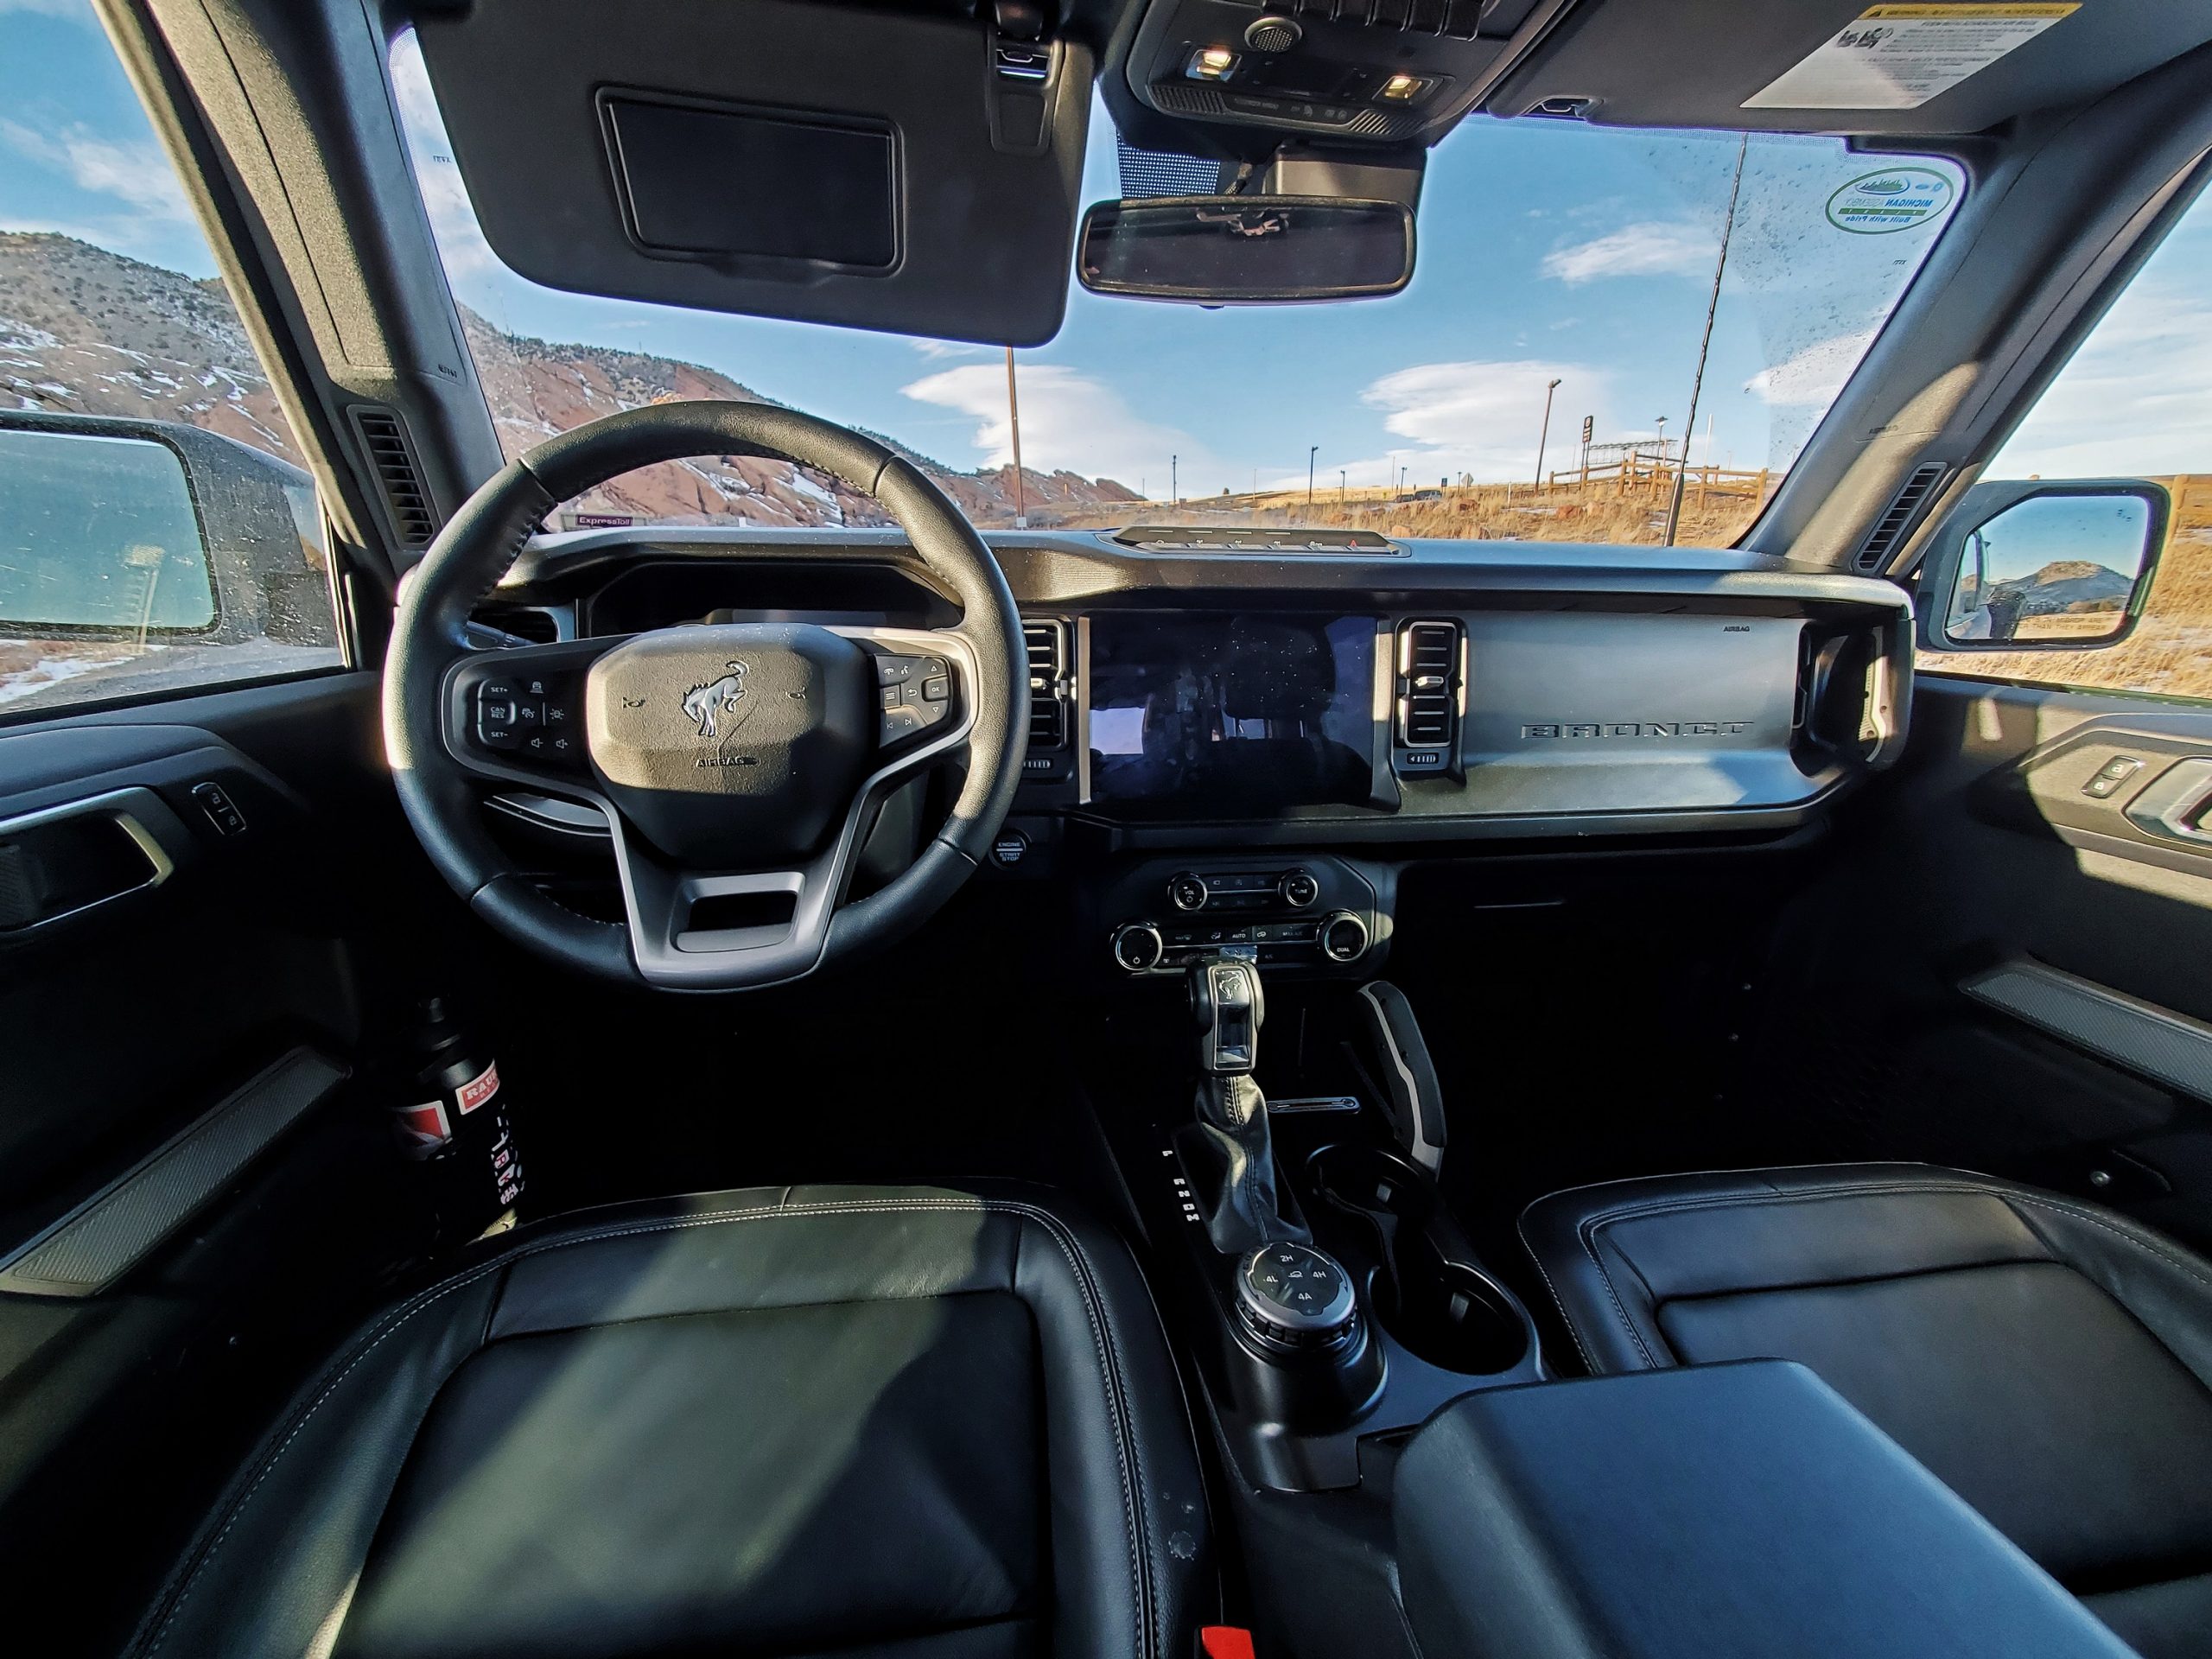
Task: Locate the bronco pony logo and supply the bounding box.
[681,661,748,739]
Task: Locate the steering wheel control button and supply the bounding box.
[872,654,956,745]
[1236,1243,1357,1351]
[1112,920,1166,973]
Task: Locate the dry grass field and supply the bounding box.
[1052,469,1770,550]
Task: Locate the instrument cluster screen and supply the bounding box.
[1086,613,1375,810]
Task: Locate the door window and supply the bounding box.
[1927,172,2212,699]
[0,1,342,716]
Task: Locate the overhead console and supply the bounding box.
[1115,0,1568,150]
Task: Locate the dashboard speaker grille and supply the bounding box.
[348,406,438,551]
[1396,620,1460,749]
[1854,461,1948,573]
[1024,620,1069,751]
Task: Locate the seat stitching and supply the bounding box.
[1517,1224,1598,1372]
[2000,1192,2212,1303]
[135,1198,1154,1659]
[1546,1177,2212,1370]
[1554,1179,2032,1364]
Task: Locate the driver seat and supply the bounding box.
[124,1185,1211,1659]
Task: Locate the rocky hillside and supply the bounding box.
[1,231,1141,529]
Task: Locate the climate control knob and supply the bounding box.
[1111,921,1165,974]
[1318,910,1370,963]
[1277,868,1320,908]
[1168,873,1210,912]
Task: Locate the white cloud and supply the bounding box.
[1745,328,1878,408]
[910,339,993,361]
[900,361,1205,486]
[1345,359,1610,485]
[0,121,189,219]
[0,0,96,17]
[1541,220,1713,286]
[385,31,499,277]
[1993,281,2212,478]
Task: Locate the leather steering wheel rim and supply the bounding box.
[383,401,1027,989]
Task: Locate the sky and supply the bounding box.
[3,0,2203,498]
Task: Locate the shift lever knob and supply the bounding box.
[1191,957,1264,1075]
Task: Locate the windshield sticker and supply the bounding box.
[1826,168,1955,233]
[1745,3,2080,111]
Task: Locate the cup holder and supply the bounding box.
[1309,1143,1435,1225]
[1382,1261,1530,1376]
[1305,1142,1531,1376]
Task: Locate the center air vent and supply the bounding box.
[1024,620,1069,752]
[347,406,438,551]
[1394,620,1461,772]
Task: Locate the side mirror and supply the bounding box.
[1916,480,2168,654]
[0,423,217,634]
[0,411,334,661]
[1075,196,1414,303]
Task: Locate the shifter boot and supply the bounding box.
[1188,1074,1308,1255]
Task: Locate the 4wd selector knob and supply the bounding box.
[1168,873,1210,912]
[1236,1242,1357,1351]
[1111,921,1165,974]
[1319,910,1370,963]
[1277,868,1319,908]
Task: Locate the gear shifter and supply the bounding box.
[1185,957,1308,1255]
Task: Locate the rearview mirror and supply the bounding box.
[1075,196,1414,303]
[1922,480,2168,652]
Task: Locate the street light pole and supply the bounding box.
[1307,444,1318,512]
[1535,376,1561,490]
[1171,454,1179,507]
[1338,468,1346,503]
[1004,346,1027,530]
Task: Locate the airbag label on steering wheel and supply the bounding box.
[1745,3,2079,111]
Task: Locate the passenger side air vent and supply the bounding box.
[1024,620,1069,752]
[1394,620,1461,775]
[1853,462,1948,574]
[347,406,439,552]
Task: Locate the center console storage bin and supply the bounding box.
[1393,1360,2135,1659]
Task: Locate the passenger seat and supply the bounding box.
[1520,1164,2212,1659]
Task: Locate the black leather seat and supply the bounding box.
[1521,1163,2212,1659]
[125,1184,1211,1659]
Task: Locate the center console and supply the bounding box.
[1099,853,1389,976]
[1107,960,1542,1497]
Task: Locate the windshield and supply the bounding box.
[391,33,1960,549]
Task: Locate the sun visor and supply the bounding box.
[411,0,1091,345]
[1486,0,2212,135]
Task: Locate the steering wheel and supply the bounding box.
[383,402,1027,990]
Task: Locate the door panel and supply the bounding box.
[0,671,444,1656]
[1749,675,2212,1250]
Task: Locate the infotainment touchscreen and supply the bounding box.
[1086,613,1375,810]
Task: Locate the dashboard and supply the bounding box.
[480,524,1912,974]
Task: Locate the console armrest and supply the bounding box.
[1393,1361,2133,1659]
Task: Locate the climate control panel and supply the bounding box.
[1094,855,1390,978]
